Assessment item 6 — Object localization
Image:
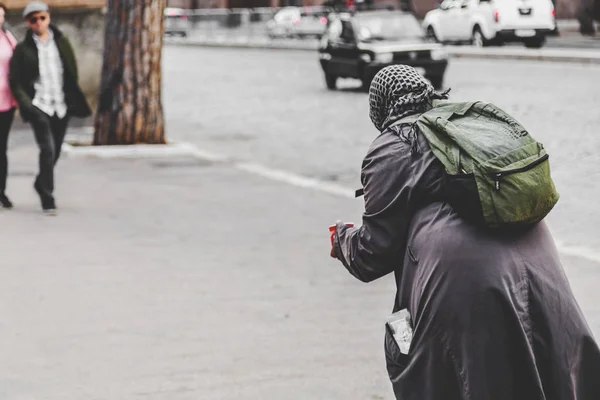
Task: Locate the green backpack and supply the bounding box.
[399,100,559,229]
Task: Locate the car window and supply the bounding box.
[310,8,331,18]
[439,0,455,10]
[355,12,424,41]
[340,20,356,42]
[442,0,462,9]
[301,10,326,19]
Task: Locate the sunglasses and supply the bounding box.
[28,15,47,24]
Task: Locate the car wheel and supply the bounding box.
[361,79,370,92]
[427,26,439,43]
[524,37,545,49]
[472,26,488,47]
[325,73,337,90]
[426,74,444,90]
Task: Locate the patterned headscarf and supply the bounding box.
[369,65,450,132]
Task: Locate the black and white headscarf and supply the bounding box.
[369,65,450,132]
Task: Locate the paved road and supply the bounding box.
[0,45,598,400]
[3,131,600,400]
[163,45,600,254]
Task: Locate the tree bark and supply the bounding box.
[94,0,167,145]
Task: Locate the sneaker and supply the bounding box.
[43,208,57,216]
[34,182,56,214]
[0,193,13,209]
[43,198,57,216]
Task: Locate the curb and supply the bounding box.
[165,38,600,64]
[447,46,600,64]
[61,129,228,162]
[59,137,600,265]
[166,38,316,52]
[62,141,228,162]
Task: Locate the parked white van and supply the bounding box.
[423,0,556,48]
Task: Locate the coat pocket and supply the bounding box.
[384,323,410,378]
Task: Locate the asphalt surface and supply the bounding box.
[1,145,396,400]
[163,45,600,253]
[1,44,598,400]
[3,128,599,400]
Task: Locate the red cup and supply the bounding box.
[329,222,354,246]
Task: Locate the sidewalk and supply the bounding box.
[0,138,394,400]
[165,23,600,64]
[2,137,599,398]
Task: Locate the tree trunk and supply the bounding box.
[94,0,167,145]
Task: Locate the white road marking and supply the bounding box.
[236,162,356,199]
[63,141,600,265]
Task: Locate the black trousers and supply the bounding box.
[0,107,15,194]
[29,108,70,205]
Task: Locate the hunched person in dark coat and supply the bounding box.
[330,65,600,400]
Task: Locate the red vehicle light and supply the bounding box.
[551,9,556,17]
[494,11,500,23]
[320,17,328,24]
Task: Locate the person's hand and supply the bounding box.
[329,220,342,259]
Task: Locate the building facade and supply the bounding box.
[5,0,105,10]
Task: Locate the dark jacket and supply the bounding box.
[9,25,91,121]
[334,122,600,399]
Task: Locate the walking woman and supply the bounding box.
[0,2,16,208]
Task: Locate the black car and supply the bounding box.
[318,10,449,90]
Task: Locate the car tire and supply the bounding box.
[361,77,372,92]
[472,26,489,47]
[524,37,545,49]
[427,26,439,43]
[426,74,444,90]
[325,73,337,90]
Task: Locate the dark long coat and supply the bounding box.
[333,122,600,400]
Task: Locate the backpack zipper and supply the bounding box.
[493,154,549,191]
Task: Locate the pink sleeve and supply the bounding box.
[6,31,17,49]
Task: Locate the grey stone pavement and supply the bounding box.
[163,46,600,252]
[2,123,599,400]
[1,45,600,399]
[1,141,397,399]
